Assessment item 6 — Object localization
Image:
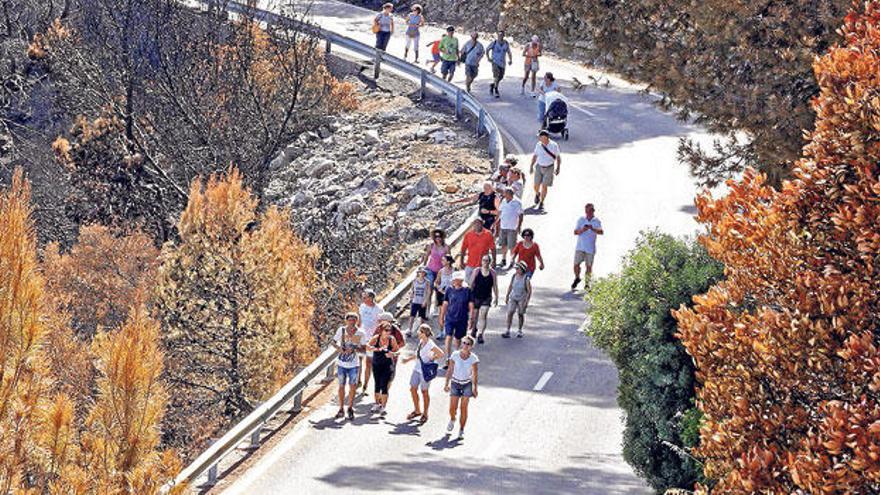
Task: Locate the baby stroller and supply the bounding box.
[542,91,569,140]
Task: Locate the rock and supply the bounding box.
[408,225,431,240]
[399,184,417,202]
[396,169,410,180]
[318,126,332,139]
[453,165,473,174]
[269,153,288,172]
[339,195,365,216]
[443,184,460,194]
[291,191,313,207]
[416,124,444,140]
[405,196,431,211]
[414,174,438,196]
[429,130,447,144]
[362,176,384,192]
[305,159,333,178]
[363,129,381,145]
[282,145,299,162]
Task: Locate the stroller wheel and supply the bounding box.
[563,129,570,141]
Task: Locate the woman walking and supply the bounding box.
[422,229,449,315]
[404,5,424,61]
[433,254,455,322]
[504,262,532,338]
[468,255,498,344]
[451,181,499,232]
[521,36,542,95]
[332,312,366,420]
[367,321,401,416]
[373,3,394,52]
[401,324,445,423]
[537,72,560,122]
[445,335,479,440]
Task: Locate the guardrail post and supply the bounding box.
[206,463,218,486]
[322,363,335,383]
[488,130,498,159]
[373,51,382,80]
[249,423,263,449]
[325,38,331,54]
[420,71,427,101]
[292,390,303,413]
[455,89,463,120]
[477,109,486,137]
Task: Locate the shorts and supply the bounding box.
[432,52,441,63]
[525,60,539,73]
[450,380,473,397]
[481,215,496,230]
[465,64,479,80]
[425,269,437,286]
[444,319,468,340]
[525,270,534,279]
[410,303,427,319]
[499,229,517,250]
[409,369,432,391]
[441,60,457,76]
[575,250,596,266]
[534,164,555,187]
[337,365,359,386]
[375,31,391,51]
[492,63,506,81]
[507,298,528,316]
[473,297,492,309]
[464,266,476,284]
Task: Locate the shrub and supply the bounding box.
[674,2,880,491]
[586,231,722,491]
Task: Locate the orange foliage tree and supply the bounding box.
[43,224,159,339]
[156,168,319,455]
[674,2,880,492]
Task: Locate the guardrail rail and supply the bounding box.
[171,0,506,490]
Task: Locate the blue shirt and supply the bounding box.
[444,286,472,323]
[487,39,510,67]
[461,39,485,66]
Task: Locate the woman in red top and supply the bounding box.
[508,228,544,278]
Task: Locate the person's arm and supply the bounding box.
[556,146,562,174]
[525,278,532,305]
[458,242,468,268]
[440,300,448,326]
[530,154,537,174]
[331,330,341,351]
[505,276,513,304]
[390,17,394,34]
[449,193,478,205]
[444,359,456,391]
[507,44,513,65]
[366,334,379,352]
[431,345,445,361]
[485,41,493,61]
[536,244,545,270]
[472,362,479,398]
[492,270,499,305]
[516,211,523,233]
[575,221,588,236]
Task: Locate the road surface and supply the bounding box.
[224,2,713,493]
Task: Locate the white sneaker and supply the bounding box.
[457,429,465,440]
[371,404,381,412]
[447,419,455,432]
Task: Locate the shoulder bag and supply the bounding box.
[417,343,439,381]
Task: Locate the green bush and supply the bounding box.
[586,231,722,491]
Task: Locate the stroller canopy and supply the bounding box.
[545,91,568,120]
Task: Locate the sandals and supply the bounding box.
[419,414,429,424]
[407,411,421,420]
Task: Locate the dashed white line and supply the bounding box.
[533,372,554,391]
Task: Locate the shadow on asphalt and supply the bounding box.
[425,433,462,451]
[386,420,422,437]
[316,455,650,494]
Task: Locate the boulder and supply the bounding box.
[363,129,381,145]
[443,184,460,194]
[405,196,431,211]
[305,159,334,178]
[318,126,332,139]
[362,176,384,192]
[339,195,365,216]
[290,191,313,207]
[414,174,439,196]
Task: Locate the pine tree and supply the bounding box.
[674,2,880,491]
[156,168,319,455]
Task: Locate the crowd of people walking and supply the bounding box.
[327,2,604,439]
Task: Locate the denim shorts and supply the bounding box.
[450,380,473,397]
[337,365,359,386]
[441,59,457,76]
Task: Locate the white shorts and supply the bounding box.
[574,250,595,266]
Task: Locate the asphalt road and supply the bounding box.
[224,2,712,493]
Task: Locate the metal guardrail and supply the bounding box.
[171,0,506,490]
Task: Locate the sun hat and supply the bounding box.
[378,311,395,322]
[516,261,528,272]
[452,271,466,281]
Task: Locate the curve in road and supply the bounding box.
[223,2,713,493]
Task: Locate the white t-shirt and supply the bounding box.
[414,339,441,374]
[533,140,560,167]
[449,350,479,383]
[334,326,366,369]
[359,302,384,338]
[499,198,523,230]
[575,217,602,254]
[510,179,524,199]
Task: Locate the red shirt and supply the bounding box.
[461,229,495,268]
[431,40,441,55]
[512,241,542,272]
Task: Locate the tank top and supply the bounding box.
[438,268,453,291]
[510,273,528,301]
[472,269,494,301]
[372,335,394,368]
[478,192,496,222]
[412,278,429,305]
[427,243,447,272]
[406,13,422,36]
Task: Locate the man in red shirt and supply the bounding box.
[509,228,544,278]
[459,219,495,282]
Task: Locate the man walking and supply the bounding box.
[572,203,604,290]
[439,272,473,368]
[332,312,366,420]
[359,289,384,394]
[458,218,495,282]
[485,31,512,98]
[496,187,523,266]
[460,31,485,93]
[439,26,459,82]
[529,129,561,210]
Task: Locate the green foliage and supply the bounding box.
[585,231,722,491]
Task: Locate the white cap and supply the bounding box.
[452,271,466,281]
[378,311,395,322]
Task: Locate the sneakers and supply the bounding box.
[501,331,511,338]
[571,277,581,290]
[477,334,485,344]
[489,83,495,94]
[517,330,523,338]
[447,419,455,432]
[533,195,540,206]
[538,201,544,211]
[457,429,465,440]
[347,408,354,420]
[335,408,344,419]
[379,406,387,418]
[370,403,381,413]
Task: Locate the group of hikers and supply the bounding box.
[329,2,603,440]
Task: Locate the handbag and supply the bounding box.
[417,344,439,381]
[338,327,357,363]
[372,15,381,34]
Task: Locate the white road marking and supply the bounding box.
[533,372,554,391]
